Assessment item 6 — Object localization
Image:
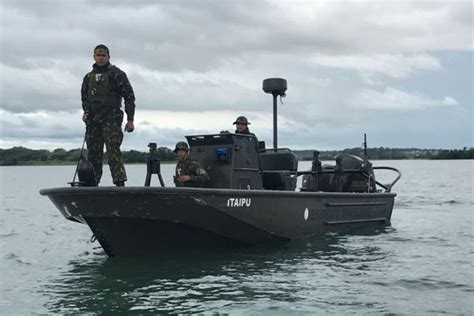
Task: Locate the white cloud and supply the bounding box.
[0,0,472,149]
[442,96,459,106]
[310,53,441,78]
[1,1,472,69]
[350,87,460,110]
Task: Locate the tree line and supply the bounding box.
[0,146,176,166]
[0,146,472,166]
[295,147,474,160]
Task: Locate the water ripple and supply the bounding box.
[395,278,470,291]
[2,252,34,265]
[0,230,18,238]
[1,161,473,315]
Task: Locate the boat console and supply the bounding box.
[186,133,263,189]
[184,133,303,191]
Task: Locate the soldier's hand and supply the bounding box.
[178,175,191,183]
[82,112,88,123]
[124,120,134,133]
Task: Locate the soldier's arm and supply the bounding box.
[115,70,136,121]
[81,74,90,113]
[190,162,210,183]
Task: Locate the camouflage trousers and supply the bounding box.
[86,119,127,185]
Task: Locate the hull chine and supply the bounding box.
[40,187,396,256]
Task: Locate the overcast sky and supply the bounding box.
[0,0,472,151]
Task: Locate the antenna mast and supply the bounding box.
[262,78,287,150]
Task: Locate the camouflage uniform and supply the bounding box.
[81,62,135,185]
[234,128,256,137]
[175,156,210,187]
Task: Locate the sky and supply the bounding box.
[0,0,472,151]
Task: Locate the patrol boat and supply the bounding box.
[40,78,401,257]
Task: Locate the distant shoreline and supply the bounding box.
[1,159,473,167]
[1,146,472,166]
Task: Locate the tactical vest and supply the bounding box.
[87,66,121,109]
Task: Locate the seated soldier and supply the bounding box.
[233,116,256,137]
[174,141,210,187]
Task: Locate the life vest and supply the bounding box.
[87,65,121,109]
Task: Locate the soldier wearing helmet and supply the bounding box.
[233,116,256,137]
[174,141,210,187]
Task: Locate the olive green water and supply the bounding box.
[1,160,473,314]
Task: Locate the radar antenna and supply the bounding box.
[262,78,287,150]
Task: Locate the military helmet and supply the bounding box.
[233,116,250,125]
[174,141,189,153]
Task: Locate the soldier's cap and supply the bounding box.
[94,44,110,55]
[233,116,250,125]
[174,141,189,153]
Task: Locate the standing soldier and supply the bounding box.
[174,142,210,187]
[81,44,135,186]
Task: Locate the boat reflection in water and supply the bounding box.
[42,227,394,314]
[40,78,401,257]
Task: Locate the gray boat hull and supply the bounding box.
[40,187,395,257]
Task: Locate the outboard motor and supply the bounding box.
[302,134,379,193]
[326,154,376,192]
[341,154,375,192]
[302,154,377,193]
